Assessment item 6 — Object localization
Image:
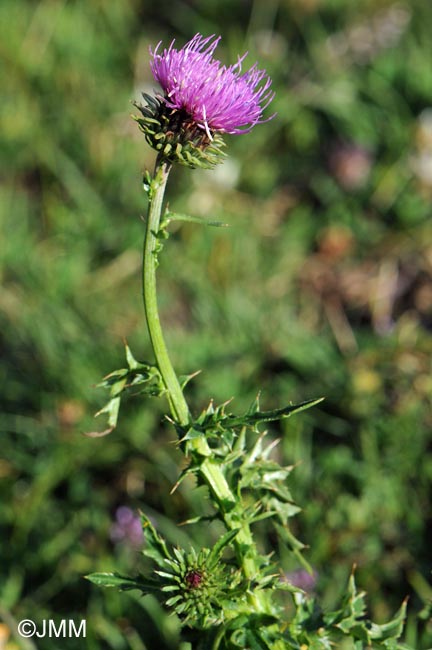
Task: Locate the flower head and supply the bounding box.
[134,33,275,168]
[151,34,274,136]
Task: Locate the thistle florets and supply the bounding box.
[134,33,275,169]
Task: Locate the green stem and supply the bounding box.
[142,159,270,611]
[142,159,190,426]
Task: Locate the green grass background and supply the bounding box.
[1,0,431,648]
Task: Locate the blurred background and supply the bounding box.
[1,0,432,648]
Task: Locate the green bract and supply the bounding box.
[134,94,227,169]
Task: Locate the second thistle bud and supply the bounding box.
[156,546,243,627]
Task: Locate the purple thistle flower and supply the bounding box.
[284,568,318,593]
[110,506,143,549]
[149,33,275,138]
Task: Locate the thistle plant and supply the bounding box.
[87,34,414,650]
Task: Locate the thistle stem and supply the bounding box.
[142,159,270,611]
[142,159,190,426]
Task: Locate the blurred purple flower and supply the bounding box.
[284,568,318,593]
[328,143,372,191]
[110,506,143,548]
[150,33,275,138]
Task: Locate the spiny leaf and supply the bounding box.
[186,397,324,442]
[165,210,229,228]
[207,528,240,570]
[141,512,172,566]
[228,397,325,427]
[273,522,312,573]
[87,342,164,436]
[179,369,202,389]
[368,599,408,641]
[85,572,158,592]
